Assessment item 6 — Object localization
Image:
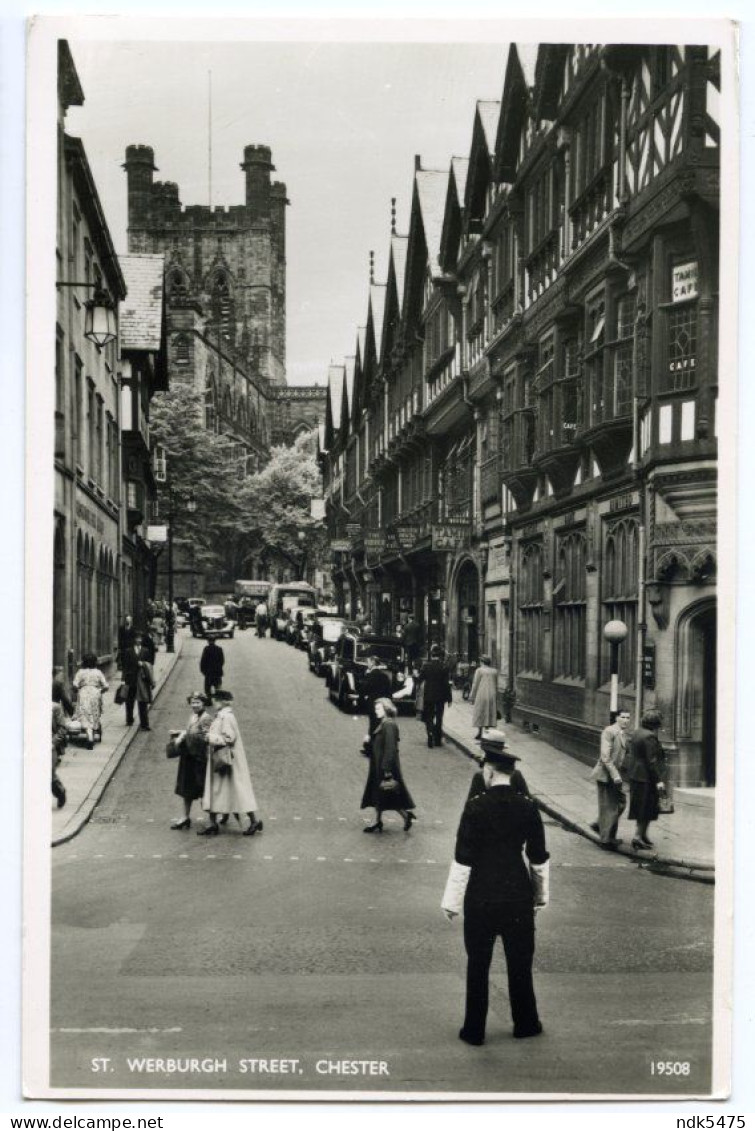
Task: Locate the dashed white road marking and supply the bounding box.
[152,854,162,859]
[343,858,353,863]
[316,817,324,822]
[178,854,189,859]
[94,854,104,859]
[232,854,243,859]
[316,856,327,862]
[289,855,300,861]
[263,855,273,860]
[293,816,301,821]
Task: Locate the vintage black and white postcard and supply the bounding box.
[24,15,737,1102]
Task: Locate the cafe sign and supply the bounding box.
[672,261,698,304]
[364,532,385,564]
[432,521,469,552]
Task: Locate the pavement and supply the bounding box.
[51,636,184,847]
[51,631,715,880]
[442,697,715,881]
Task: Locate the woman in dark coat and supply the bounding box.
[361,698,417,834]
[170,692,212,829]
[626,708,669,850]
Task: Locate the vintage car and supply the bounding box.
[328,631,408,713]
[293,606,321,650]
[308,615,350,675]
[192,603,236,640]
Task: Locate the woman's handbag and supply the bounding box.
[379,774,399,793]
[165,737,181,760]
[658,785,675,815]
[114,683,128,705]
[212,745,235,775]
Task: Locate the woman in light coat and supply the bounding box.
[199,693,263,837]
[135,647,155,731]
[72,653,109,748]
[469,654,499,740]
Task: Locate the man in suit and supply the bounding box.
[402,615,424,665]
[419,644,452,748]
[589,709,631,849]
[442,730,549,1045]
[200,639,225,701]
[361,651,392,741]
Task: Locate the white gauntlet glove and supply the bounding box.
[530,860,550,910]
[441,861,471,920]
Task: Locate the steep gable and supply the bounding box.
[440,157,469,272]
[465,100,501,233]
[494,43,539,184]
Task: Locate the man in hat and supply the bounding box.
[442,730,550,1045]
[361,650,393,742]
[589,709,630,849]
[418,644,452,748]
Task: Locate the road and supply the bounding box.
[51,629,714,1097]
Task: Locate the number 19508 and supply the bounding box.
[650,1061,691,1076]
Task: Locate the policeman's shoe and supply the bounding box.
[426,734,434,749]
[459,1028,485,1046]
[513,1022,543,1040]
[52,782,66,809]
[589,821,600,834]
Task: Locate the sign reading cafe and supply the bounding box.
[672,260,698,303]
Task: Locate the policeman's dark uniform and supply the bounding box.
[361,661,393,737]
[453,743,549,1044]
[419,654,452,747]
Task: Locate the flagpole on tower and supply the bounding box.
[208,70,213,208]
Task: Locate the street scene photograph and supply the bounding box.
[25,17,734,1100]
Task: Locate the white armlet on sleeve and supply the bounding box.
[441,861,471,915]
[530,860,550,907]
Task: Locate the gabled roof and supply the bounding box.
[317,421,327,454]
[415,169,448,277]
[324,362,346,449]
[350,330,366,430]
[390,235,409,309]
[368,282,387,366]
[381,234,409,368]
[120,254,165,351]
[494,43,538,184]
[477,100,501,157]
[357,325,367,365]
[533,45,570,121]
[344,355,357,419]
[440,157,469,272]
[464,101,501,228]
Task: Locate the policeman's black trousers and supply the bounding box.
[462,902,540,1040]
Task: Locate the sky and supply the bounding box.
[64,36,510,387]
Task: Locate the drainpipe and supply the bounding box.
[632,303,647,727]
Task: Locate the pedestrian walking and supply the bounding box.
[402,614,424,665]
[469,654,499,740]
[441,730,550,1046]
[198,692,263,837]
[199,638,225,700]
[51,701,68,809]
[52,666,75,718]
[255,600,268,638]
[120,643,140,727]
[140,629,157,664]
[361,651,393,742]
[72,653,109,748]
[168,692,212,830]
[626,708,669,850]
[418,645,452,748]
[360,698,417,834]
[116,615,137,671]
[589,709,630,849]
[136,646,156,731]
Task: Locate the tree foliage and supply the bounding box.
[237,430,328,577]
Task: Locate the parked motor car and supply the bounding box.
[293,606,321,650]
[309,616,351,677]
[328,631,407,713]
[192,603,235,640]
[269,583,317,639]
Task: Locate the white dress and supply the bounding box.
[202,707,258,814]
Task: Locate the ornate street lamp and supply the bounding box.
[56,282,118,348]
[603,619,628,723]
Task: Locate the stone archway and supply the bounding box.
[675,596,717,786]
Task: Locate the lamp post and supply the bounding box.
[297,529,307,583]
[603,619,628,723]
[165,488,197,654]
[56,283,118,347]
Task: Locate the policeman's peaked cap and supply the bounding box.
[480,728,521,770]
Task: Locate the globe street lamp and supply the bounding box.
[603,619,628,723]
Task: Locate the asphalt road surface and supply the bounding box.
[50,629,715,1098]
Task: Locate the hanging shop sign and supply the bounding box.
[364,532,385,565]
[671,261,698,303]
[431,521,469,552]
[642,643,656,690]
[146,525,168,543]
[330,539,351,552]
[345,523,362,538]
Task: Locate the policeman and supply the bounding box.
[441,730,550,1045]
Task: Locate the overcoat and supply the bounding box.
[360,718,415,811]
[469,664,498,728]
[136,660,155,703]
[174,710,211,802]
[202,706,258,814]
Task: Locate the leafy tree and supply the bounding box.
[149,383,247,580]
[237,430,329,580]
